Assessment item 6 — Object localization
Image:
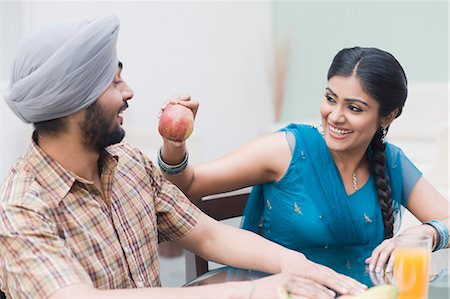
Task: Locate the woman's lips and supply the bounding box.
[328,124,353,139]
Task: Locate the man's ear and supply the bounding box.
[381,108,399,129]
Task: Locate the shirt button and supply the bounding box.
[136,281,144,288]
[123,247,131,254]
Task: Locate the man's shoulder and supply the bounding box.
[106,141,141,158]
[106,142,155,170]
[0,157,45,208]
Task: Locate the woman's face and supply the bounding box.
[319,75,381,155]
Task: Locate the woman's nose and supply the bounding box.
[329,107,345,123]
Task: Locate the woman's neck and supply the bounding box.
[329,149,366,173]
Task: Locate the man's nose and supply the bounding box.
[121,82,134,101]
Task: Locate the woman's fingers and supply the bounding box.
[159,94,199,119]
[374,250,390,272]
[385,254,395,273]
[164,94,199,118]
[368,238,395,272]
[368,239,387,271]
[368,243,382,271]
[177,97,199,117]
[368,269,381,285]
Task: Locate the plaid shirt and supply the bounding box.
[0,138,200,298]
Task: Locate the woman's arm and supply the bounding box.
[405,176,449,223]
[160,98,292,199]
[367,177,449,272]
[162,132,291,198]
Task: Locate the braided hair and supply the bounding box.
[327,47,408,238]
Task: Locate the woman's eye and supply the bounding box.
[113,80,122,87]
[325,95,336,103]
[349,105,363,112]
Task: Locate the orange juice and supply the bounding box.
[394,247,431,299]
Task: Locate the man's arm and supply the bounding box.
[175,213,367,295]
[49,281,250,299]
[49,213,366,298]
[50,273,338,299]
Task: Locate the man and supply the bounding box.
[0,16,365,298]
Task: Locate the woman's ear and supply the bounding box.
[381,108,399,129]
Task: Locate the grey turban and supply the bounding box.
[4,15,120,123]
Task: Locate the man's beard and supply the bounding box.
[80,101,126,152]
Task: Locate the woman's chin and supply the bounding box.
[324,135,351,152]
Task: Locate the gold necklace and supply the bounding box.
[318,125,361,191]
[334,151,362,192]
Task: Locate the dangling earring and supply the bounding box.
[381,128,388,144]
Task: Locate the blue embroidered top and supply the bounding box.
[241,124,422,284]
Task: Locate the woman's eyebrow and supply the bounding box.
[326,87,370,107]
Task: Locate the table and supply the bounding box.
[184,265,450,299]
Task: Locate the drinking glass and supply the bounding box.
[394,233,432,299]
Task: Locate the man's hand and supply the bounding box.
[251,273,336,299]
[279,250,368,296]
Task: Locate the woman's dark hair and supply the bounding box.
[327,47,408,238]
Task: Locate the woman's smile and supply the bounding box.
[328,123,354,139]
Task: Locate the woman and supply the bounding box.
[158,47,449,283]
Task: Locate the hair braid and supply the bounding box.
[370,129,394,238]
[328,47,408,239]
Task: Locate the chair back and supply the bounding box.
[185,188,251,282]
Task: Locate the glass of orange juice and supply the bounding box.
[394,233,432,299]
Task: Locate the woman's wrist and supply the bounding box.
[157,147,189,175]
[161,139,186,163]
[423,220,449,251]
[422,223,439,251]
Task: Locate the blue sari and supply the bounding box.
[241,124,422,283]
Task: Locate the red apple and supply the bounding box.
[158,103,194,141]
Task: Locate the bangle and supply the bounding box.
[157,147,189,175]
[424,220,449,251]
[424,223,439,251]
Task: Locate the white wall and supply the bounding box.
[1,1,274,181]
[2,1,448,195]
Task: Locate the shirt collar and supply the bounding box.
[27,132,119,206]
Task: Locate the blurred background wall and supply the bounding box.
[274,0,448,122]
[1,0,448,201]
[1,0,274,180]
[1,0,448,286]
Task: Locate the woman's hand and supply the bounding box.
[366,225,435,273]
[279,250,367,296]
[158,94,199,164]
[158,94,199,147]
[159,94,199,121]
[365,238,396,273]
